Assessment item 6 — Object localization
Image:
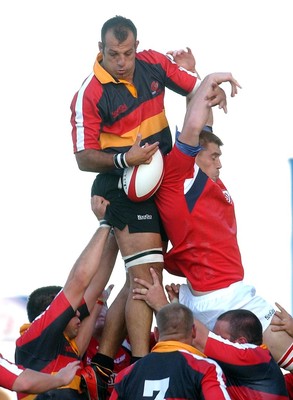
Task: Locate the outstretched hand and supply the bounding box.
[210,72,241,97]
[166,47,198,75]
[56,361,81,385]
[202,72,241,113]
[133,267,169,312]
[165,282,180,303]
[98,284,114,304]
[91,195,110,220]
[125,134,159,167]
[270,302,293,337]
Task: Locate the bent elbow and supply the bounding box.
[75,151,90,171]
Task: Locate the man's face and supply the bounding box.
[196,142,222,182]
[64,310,81,340]
[99,29,138,82]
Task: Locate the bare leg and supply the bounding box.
[115,228,163,357]
[98,279,129,358]
[126,263,163,356]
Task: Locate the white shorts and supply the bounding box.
[179,280,275,331]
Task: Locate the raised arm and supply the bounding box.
[62,196,112,311]
[179,72,241,147]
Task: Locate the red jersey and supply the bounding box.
[155,145,244,291]
[205,332,289,400]
[0,355,23,391]
[70,50,197,158]
[15,291,88,400]
[109,341,231,400]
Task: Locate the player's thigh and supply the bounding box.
[114,227,163,256]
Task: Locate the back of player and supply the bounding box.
[109,303,230,400]
[110,351,230,399]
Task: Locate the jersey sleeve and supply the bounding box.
[138,49,198,95]
[70,74,104,153]
[0,356,23,390]
[205,331,267,369]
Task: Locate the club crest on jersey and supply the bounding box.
[223,190,232,204]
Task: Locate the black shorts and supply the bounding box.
[91,173,164,235]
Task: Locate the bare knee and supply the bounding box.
[128,263,163,287]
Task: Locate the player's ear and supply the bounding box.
[154,326,159,342]
[236,336,248,344]
[191,323,197,339]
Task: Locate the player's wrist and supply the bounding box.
[96,298,106,305]
[99,219,112,229]
[113,153,129,169]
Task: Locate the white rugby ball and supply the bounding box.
[122,150,164,202]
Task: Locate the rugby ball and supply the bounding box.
[122,150,164,202]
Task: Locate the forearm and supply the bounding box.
[84,232,118,309]
[72,226,111,281]
[76,303,102,357]
[75,149,115,173]
[13,370,64,393]
[64,226,111,308]
[206,109,213,128]
[180,86,211,146]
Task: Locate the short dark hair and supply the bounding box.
[217,309,263,345]
[27,285,62,322]
[101,15,137,47]
[199,130,223,148]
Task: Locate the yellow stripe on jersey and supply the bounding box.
[152,340,206,358]
[59,374,81,391]
[100,111,169,150]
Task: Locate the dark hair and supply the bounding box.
[217,309,263,345]
[27,285,62,322]
[101,15,137,48]
[199,129,223,147]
